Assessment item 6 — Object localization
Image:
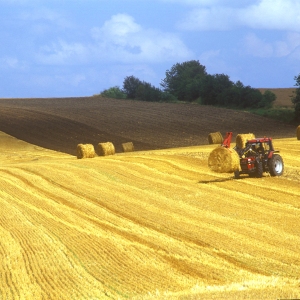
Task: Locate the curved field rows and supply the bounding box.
[0,131,299,299]
[0,97,296,155]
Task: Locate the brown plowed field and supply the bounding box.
[0,97,300,299]
[0,96,296,155]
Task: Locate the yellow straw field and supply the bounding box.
[0,131,299,299]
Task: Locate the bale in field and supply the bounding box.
[208,132,223,144]
[77,144,95,159]
[122,142,134,152]
[297,125,300,140]
[235,133,255,149]
[97,142,115,156]
[208,146,240,173]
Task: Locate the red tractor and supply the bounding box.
[221,132,284,178]
[234,137,284,178]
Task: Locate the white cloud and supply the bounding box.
[19,7,73,33]
[242,32,300,58]
[180,7,237,31]
[274,32,300,57]
[178,0,300,32]
[93,14,142,40]
[160,0,256,7]
[20,7,61,22]
[198,49,239,78]
[37,13,193,65]
[0,57,28,70]
[242,0,300,31]
[91,14,193,63]
[243,33,273,57]
[37,40,89,65]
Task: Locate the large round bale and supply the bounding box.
[208,132,223,144]
[97,142,115,156]
[77,144,95,159]
[236,133,255,149]
[208,146,240,173]
[122,142,134,152]
[297,125,300,140]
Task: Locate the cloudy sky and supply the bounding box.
[1,0,300,98]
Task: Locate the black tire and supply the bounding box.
[256,161,263,178]
[268,154,284,176]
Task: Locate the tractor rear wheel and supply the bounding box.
[268,154,284,176]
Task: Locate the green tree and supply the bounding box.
[259,90,277,108]
[123,76,167,102]
[239,86,262,108]
[136,81,162,102]
[225,81,244,107]
[160,60,207,102]
[123,76,142,99]
[101,86,126,99]
[199,74,234,106]
[292,74,300,122]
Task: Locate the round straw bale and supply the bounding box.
[97,142,115,156]
[208,146,240,173]
[122,142,134,152]
[208,132,223,144]
[297,125,300,140]
[77,144,95,159]
[236,133,255,149]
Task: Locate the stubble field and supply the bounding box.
[0,96,299,299]
[258,87,296,107]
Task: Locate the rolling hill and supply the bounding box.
[0,96,296,155]
[0,96,299,299]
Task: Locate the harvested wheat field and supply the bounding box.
[0,130,300,299]
[0,97,299,299]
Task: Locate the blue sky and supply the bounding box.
[1,0,300,98]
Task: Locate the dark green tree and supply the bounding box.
[123,76,168,102]
[122,76,142,99]
[199,74,234,106]
[239,86,262,108]
[259,90,277,108]
[160,60,207,102]
[224,80,244,107]
[136,81,162,102]
[292,74,300,122]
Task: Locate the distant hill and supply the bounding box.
[258,88,295,107]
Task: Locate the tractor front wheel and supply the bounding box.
[256,161,263,178]
[268,154,284,176]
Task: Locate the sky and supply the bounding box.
[1,0,300,98]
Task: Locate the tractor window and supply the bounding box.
[255,143,264,153]
[263,143,269,150]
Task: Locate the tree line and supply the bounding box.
[100,60,291,111]
[292,74,300,122]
